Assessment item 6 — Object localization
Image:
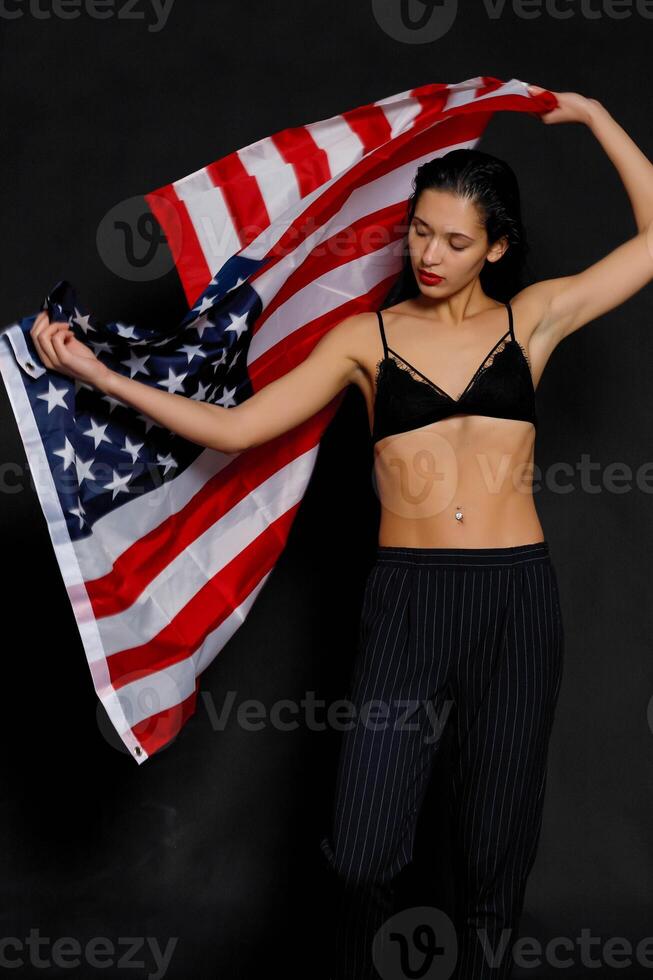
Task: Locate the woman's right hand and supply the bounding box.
[30,311,113,389]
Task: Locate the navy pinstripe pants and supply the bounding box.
[319,541,564,980]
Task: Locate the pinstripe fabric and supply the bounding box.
[319,541,564,980]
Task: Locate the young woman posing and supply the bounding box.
[29,87,653,979]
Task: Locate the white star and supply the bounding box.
[52,436,76,471]
[68,498,88,531]
[156,368,188,394]
[115,322,138,340]
[215,385,238,408]
[229,349,242,370]
[224,310,250,341]
[212,349,228,370]
[83,417,112,449]
[37,381,70,414]
[102,469,132,501]
[72,308,95,335]
[121,436,144,465]
[226,275,247,292]
[191,380,213,401]
[195,294,215,316]
[191,317,212,340]
[155,452,178,477]
[74,453,95,484]
[120,351,151,379]
[177,344,206,364]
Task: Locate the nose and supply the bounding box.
[421,237,444,266]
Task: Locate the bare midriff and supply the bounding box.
[373,413,544,548]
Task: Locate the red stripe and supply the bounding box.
[132,683,198,758]
[272,126,331,197]
[409,82,451,115]
[252,201,408,335]
[341,103,392,156]
[248,275,398,393]
[144,184,212,309]
[205,152,271,251]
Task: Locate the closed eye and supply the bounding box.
[414,230,466,250]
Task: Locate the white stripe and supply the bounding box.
[238,138,302,227]
[1,321,46,379]
[172,168,216,197]
[376,92,424,139]
[96,446,318,657]
[72,445,236,580]
[445,77,527,109]
[305,115,365,179]
[444,75,485,108]
[104,572,270,731]
[182,185,242,279]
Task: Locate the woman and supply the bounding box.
[29,87,653,979]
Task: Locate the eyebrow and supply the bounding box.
[413,215,474,240]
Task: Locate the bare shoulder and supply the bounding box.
[509,281,560,341]
[326,310,383,384]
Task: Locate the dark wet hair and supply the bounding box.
[380,148,531,308]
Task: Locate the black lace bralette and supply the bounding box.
[372,302,537,445]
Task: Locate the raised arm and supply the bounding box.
[525,225,653,345]
[31,310,365,454]
[522,87,653,345]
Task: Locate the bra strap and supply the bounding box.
[506,301,515,341]
[376,310,389,358]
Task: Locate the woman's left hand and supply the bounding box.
[526,84,603,126]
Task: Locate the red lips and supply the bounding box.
[418,270,444,284]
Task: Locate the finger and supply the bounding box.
[51,332,76,377]
[38,322,70,368]
[30,311,50,338]
[32,314,68,342]
[30,318,55,367]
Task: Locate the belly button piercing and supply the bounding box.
[454,504,464,523]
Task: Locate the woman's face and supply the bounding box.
[407,188,507,296]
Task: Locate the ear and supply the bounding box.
[486,235,509,264]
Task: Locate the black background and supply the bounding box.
[1,1,653,977]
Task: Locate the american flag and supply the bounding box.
[0,76,556,764]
